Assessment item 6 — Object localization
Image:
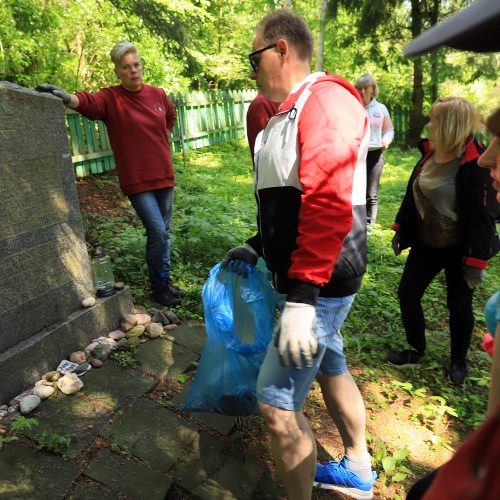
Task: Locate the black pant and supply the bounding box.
[366,149,384,225]
[398,242,474,364]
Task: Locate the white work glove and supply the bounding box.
[464,266,485,289]
[221,243,258,275]
[274,302,318,369]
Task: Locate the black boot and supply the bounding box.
[152,287,181,307]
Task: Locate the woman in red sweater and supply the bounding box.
[37,42,182,307]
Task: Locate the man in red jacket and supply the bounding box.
[224,9,375,499]
[36,42,183,307]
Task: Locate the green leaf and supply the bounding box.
[382,457,396,473]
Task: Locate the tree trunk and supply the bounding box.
[316,0,328,71]
[429,0,440,103]
[407,0,426,146]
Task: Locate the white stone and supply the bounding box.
[20,395,41,414]
[33,385,55,400]
[145,322,163,339]
[108,330,126,341]
[57,373,84,395]
[35,380,53,387]
[82,296,96,308]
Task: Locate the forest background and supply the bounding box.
[1,0,499,145]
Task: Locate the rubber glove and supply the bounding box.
[221,243,258,275]
[35,84,72,105]
[464,266,485,289]
[391,232,401,256]
[274,302,318,369]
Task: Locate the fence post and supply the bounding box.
[176,92,188,169]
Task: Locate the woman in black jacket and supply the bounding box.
[388,97,499,384]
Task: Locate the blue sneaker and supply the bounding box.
[314,457,377,499]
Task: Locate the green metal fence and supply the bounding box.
[66,92,414,178]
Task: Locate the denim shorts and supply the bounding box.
[256,293,356,411]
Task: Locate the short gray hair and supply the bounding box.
[355,74,379,98]
[110,42,139,66]
[257,10,314,62]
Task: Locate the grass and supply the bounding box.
[80,138,498,497]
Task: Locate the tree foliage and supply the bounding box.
[0,0,498,123]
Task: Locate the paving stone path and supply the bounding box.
[0,323,287,499]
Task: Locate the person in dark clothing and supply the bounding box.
[388,96,499,385]
[36,42,184,307]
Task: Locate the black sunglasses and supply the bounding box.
[248,43,277,72]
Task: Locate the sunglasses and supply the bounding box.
[248,43,277,72]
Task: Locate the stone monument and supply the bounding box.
[0,82,132,403]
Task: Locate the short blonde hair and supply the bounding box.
[429,97,479,155]
[355,74,379,98]
[110,42,139,66]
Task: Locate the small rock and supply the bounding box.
[126,325,145,338]
[115,338,129,349]
[7,406,18,414]
[35,380,54,387]
[127,337,141,349]
[82,297,96,308]
[93,343,114,361]
[114,282,125,290]
[90,358,103,368]
[75,363,92,377]
[20,395,41,414]
[123,314,138,326]
[0,410,8,420]
[84,341,99,353]
[57,373,83,395]
[165,324,178,331]
[0,405,7,411]
[108,330,126,341]
[120,320,135,332]
[152,310,170,325]
[8,399,20,409]
[43,370,63,382]
[95,337,117,347]
[145,322,163,339]
[33,385,55,400]
[56,360,79,374]
[163,310,181,325]
[69,351,87,364]
[133,305,148,314]
[129,313,151,326]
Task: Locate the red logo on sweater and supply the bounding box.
[155,103,164,113]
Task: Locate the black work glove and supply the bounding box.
[35,84,71,105]
[221,243,258,275]
[391,232,401,256]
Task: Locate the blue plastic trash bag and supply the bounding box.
[183,261,276,415]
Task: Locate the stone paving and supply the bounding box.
[0,322,287,499]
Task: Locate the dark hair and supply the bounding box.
[257,9,314,62]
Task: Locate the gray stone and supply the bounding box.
[0,83,93,349]
[19,394,41,414]
[93,343,114,361]
[0,288,133,404]
[68,481,119,499]
[90,358,103,368]
[191,456,264,500]
[145,322,163,339]
[82,361,157,409]
[101,398,197,471]
[166,322,207,355]
[29,392,113,458]
[172,432,229,492]
[108,330,125,341]
[172,382,236,435]
[135,338,197,380]
[0,443,80,499]
[85,448,172,499]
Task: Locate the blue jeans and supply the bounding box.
[128,188,173,291]
[256,293,356,411]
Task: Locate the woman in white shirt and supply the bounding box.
[355,74,394,231]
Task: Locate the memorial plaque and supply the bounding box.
[0,82,94,352]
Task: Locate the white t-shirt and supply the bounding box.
[365,98,392,150]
